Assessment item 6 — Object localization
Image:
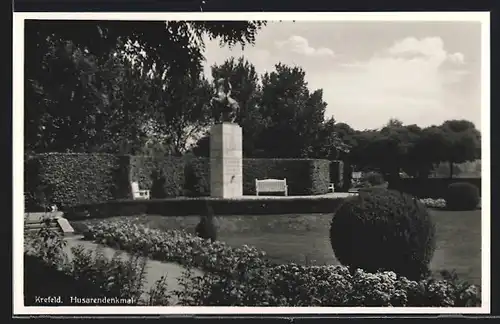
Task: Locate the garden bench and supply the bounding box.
[255,178,288,196]
[131,181,150,200]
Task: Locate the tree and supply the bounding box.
[25,19,266,154]
[347,121,422,181]
[26,19,266,85]
[439,120,481,178]
[257,63,326,158]
[151,73,214,156]
[310,117,350,160]
[24,39,154,154]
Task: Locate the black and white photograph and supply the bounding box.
[13,12,490,315]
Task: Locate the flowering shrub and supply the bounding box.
[171,264,480,307]
[83,219,271,274]
[420,198,447,209]
[82,219,481,307]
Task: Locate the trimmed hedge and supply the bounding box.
[26,154,332,210]
[445,182,481,211]
[182,157,331,196]
[243,158,330,196]
[184,157,210,197]
[130,155,185,198]
[389,177,481,199]
[330,160,344,190]
[25,153,131,210]
[64,196,347,220]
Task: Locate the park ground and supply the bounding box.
[73,209,481,286]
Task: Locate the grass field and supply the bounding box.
[75,209,481,286]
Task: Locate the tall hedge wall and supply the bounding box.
[182,158,330,196]
[25,154,332,210]
[184,157,210,197]
[330,160,344,190]
[24,153,131,211]
[245,158,328,195]
[129,155,185,198]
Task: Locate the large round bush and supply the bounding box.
[330,189,436,280]
[445,182,480,211]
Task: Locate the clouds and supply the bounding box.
[321,36,474,129]
[385,36,465,66]
[201,23,480,131]
[275,35,335,58]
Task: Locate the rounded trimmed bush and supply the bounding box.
[445,182,480,211]
[330,189,436,280]
[195,204,217,242]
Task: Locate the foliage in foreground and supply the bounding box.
[24,224,169,306]
[76,218,481,307]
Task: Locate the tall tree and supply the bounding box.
[257,63,326,158]
[152,73,214,156]
[310,117,350,160]
[25,19,266,154]
[439,120,481,178]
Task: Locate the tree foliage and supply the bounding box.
[25,19,266,154]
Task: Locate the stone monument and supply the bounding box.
[209,78,243,198]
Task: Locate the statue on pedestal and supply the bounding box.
[211,78,240,123]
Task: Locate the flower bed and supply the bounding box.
[81,218,481,307]
[83,220,271,274]
[420,198,447,209]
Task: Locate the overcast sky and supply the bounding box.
[201,21,482,131]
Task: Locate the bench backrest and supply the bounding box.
[130,181,140,193]
[255,178,287,192]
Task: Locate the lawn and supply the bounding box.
[74,209,481,286]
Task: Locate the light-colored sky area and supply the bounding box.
[201,21,482,131]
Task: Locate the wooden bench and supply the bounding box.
[131,181,150,200]
[255,178,288,196]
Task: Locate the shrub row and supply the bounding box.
[80,219,481,307]
[389,177,481,199]
[26,154,331,210]
[64,196,346,220]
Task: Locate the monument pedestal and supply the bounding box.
[210,123,243,198]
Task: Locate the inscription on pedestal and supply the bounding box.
[210,123,243,198]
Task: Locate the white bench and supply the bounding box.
[255,178,288,196]
[131,181,150,200]
[328,183,335,192]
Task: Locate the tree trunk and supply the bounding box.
[449,161,454,179]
